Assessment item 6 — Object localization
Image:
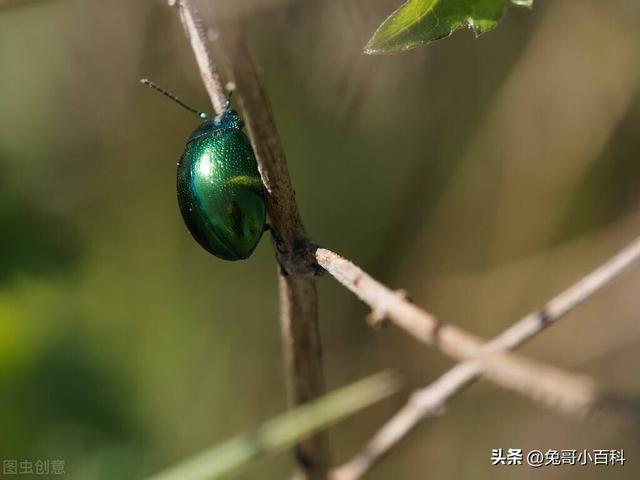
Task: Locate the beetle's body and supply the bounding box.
[177,107,266,260]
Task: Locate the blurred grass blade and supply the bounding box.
[148,371,401,480]
[365,0,533,54]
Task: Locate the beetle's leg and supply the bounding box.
[264,224,287,254]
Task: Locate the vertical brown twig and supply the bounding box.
[169,1,330,477]
[220,29,329,478]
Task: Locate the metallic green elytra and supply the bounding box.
[141,79,266,261]
[177,104,266,260]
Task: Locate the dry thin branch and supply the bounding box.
[170,0,226,114]
[169,2,330,477]
[169,0,227,113]
[331,235,640,480]
[314,247,606,417]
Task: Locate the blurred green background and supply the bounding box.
[1,0,640,478]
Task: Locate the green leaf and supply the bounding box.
[365,0,533,54]
[147,371,401,480]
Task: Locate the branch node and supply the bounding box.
[366,289,411,328]
[276,239,319,276]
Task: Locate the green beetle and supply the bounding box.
[142,79,267,260]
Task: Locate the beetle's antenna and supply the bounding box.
[223,90,233,111]
[224,82,235,111]
[140,79,208,120]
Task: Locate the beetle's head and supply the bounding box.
[214,99,244,130]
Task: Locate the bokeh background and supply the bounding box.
[1,0,640,478]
